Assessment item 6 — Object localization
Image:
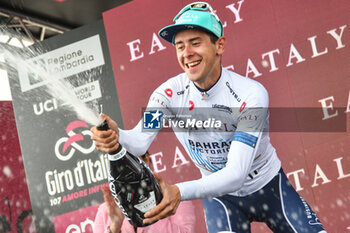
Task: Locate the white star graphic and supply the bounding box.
[150,110,162,122]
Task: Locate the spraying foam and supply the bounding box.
[1,27,103,126]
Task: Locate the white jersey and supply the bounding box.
[119,68,281,200]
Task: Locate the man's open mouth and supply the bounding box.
[186,60,201,68]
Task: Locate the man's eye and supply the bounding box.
[193,42,200,46]
[177,46,184,50]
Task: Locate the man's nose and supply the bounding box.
[183,45,194,57]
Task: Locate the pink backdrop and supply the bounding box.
[0,101,34,233]
[102,0,350,232]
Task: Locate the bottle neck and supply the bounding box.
[108,145,126,161]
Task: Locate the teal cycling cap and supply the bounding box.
[159,2,223,44]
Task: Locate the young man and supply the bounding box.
[91,2,327,233]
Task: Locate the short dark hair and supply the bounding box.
[209,32,219,44]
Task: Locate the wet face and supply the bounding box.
[174,29,225,89]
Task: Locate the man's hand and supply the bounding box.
[102,186,124,233]
[142,174,181,225]
[91,113,120,154]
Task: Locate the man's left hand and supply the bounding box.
[143,174,181,225]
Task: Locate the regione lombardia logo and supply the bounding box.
[143,110,163,129]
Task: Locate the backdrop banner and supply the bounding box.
[102,0,350,232]
[7,20,123,232]
[0,101,34,233]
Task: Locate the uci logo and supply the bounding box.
[33,98,58,115]
[54,120,95,161]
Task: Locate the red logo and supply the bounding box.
[164,88,173,97]
[189,100,194,110]
[240,102,246,112]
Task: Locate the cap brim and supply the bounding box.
[159,24,214,44]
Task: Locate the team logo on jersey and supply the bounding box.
[177,84,190,95]
[189,100,195,110]
[143,110,163,129]
[164,88,173,97]
[240,102,247,112]
[212,104,232,114]
[226,82,241,102]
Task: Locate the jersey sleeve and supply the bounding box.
[118,82,173,156]
[176,83,269,200]
[119,120,158,156]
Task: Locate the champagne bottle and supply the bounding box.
[97,121,163,227]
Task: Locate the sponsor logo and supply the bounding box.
[189,100,194,110]
[164,88,173,97]
[226,81,241,102]
[73,80,102,102]
[134,191,156,213]
[53,205,97,233]
[18,35,105,92]
[33,98,58,115]
[149,96,168,108]
[188,139,231,155]
[177,90,185,95]
[240,113,258,121]
[177,85,189,95]
[143,110,163,129]
[108,177,131,220]
[54,120,95,161]
[299,196,323,226]
[160,31,168,37]
[138,194,147,202]
[212,104,232,114]
[240,102,246,112]
[185,139,232,172]
[208,156,227,166]
[64,218,94,233]
[32,81,101,116]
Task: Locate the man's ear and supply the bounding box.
[216,36,226,55]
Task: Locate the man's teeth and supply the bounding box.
[188,61,200,67]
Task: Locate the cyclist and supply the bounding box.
[91,2,327,232]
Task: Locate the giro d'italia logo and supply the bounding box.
[143,110,163,129]
[54,120,95,161]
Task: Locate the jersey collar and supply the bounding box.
[191,66,224,100]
